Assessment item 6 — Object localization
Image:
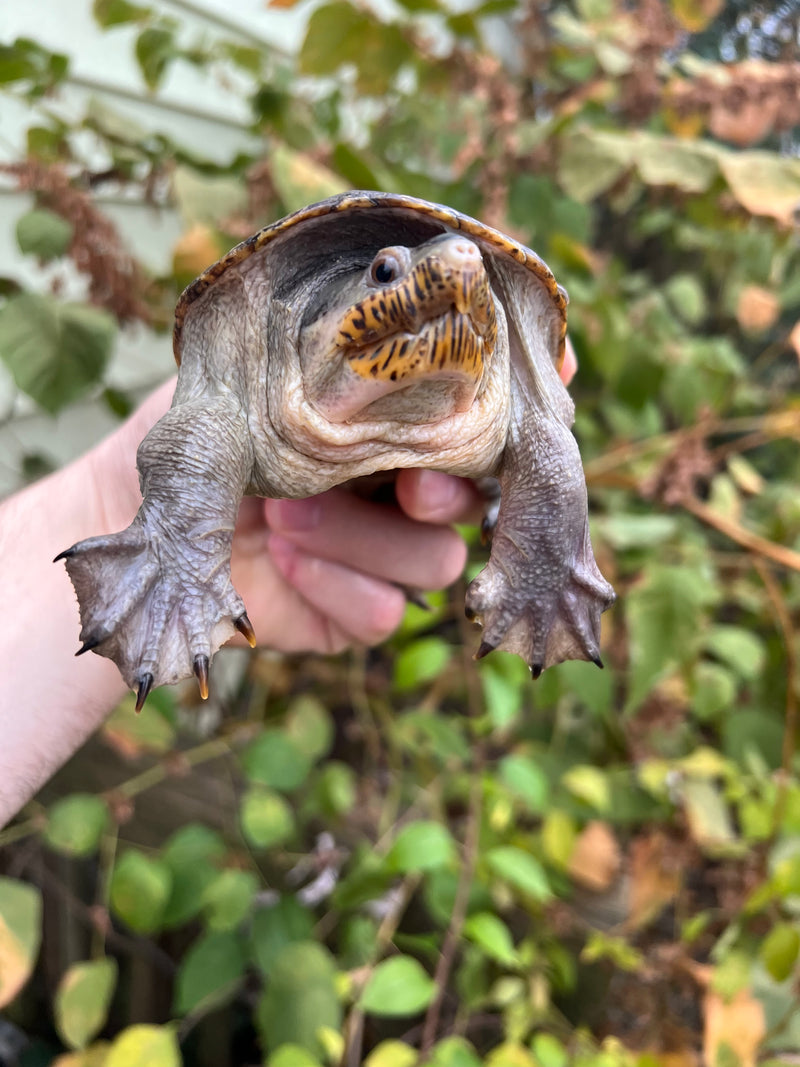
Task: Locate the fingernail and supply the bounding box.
[269,497,322,532]
[415,470,460,513]
[266,533,297,572]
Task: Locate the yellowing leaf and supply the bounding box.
[270,144,347,216]
[0,878,42,1008]
[789,320,800,361]
[736,284,780,334]
[53,1044,111,1067]
[172,226,227,288]
[56,958,118,1050]
[364,1040,418,1067]
[719,151,800,226]
[670,0,723,32]
[568,820,620,892]
[105,1025,180,1067]
[703,987,765,1067]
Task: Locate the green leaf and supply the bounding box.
[172,166,247,226]
[761,923,800,983]
[161,824,224,928]
[463,912,518,965]
[426,1037,482,1067]
[597,514,678,550]
[664,273,707,325]
[486,847,552,901]
[251,896,315,976]
[625,564,715,710]
[557,129,633,202]
[0,294,115,413]
[267,1047,322,1067]
[300,3,414,95]
[135,25,175,91]
[201,869,258,931]
[44,795,109,857]
[0,878,42,1008]
[310,761,357,817]
[240,787,296,849]
[285,694,334,761]
[634,135,718,193]
[174,930,247,1014]
[257,942,342,1055]
[55,958,117,1050]
[704,626,765,681]
[110,851,172,935]
[530,1033,568,1067]
[360,956,436,1016]
[386,821,457,873]
[105,1024,180,1067]
[93,0,151,27]
[498,755,549,813]
[241,729,312,791]
[16,209,73,260]
[393,636,452,691]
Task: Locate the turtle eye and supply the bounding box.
[370,255,401,285]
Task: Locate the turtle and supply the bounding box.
[57,191,615,709]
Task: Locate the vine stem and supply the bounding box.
[343,874,422,1067]
[419,586,486,1058]
[753,559,798,830]
[683,498,800,574]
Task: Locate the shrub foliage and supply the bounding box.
[1,1,800,1064]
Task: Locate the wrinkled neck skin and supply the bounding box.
[179,227,515,499]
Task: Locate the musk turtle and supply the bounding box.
[58,191,615,708]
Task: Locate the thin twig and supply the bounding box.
[342,874,422,1067]
[419,586,486,1057]
[753,559,798,788]
[683,498,800,574]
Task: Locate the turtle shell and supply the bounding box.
[173,190,568,365]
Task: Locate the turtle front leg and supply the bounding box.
[57,397,254,707]
[465,416,615,676]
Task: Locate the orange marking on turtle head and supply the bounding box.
[336,237,497,387]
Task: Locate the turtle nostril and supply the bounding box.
[451,240,480,260]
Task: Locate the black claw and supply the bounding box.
[592,656,605,670]
[474,640,495,661]
[234,613,257,648]
[530,663,543,679]
[134,673,154,713]
[75,638,99,657]
[53,547,76,563]
[193,654,210,700]
[404,588,431,611]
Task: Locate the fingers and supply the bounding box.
[267,534,407,647]
[263,490,467,592]
[394,469,485,525]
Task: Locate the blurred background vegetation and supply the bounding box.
[1,0,799,1064]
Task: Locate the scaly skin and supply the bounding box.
[58,207,614,705]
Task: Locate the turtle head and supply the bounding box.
[299,233,498,423]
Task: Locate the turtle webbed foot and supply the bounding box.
[465,521,615,675]
[58,521,251,706]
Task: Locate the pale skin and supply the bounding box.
[0,343,576,827]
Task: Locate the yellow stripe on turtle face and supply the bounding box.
[335,237,497,386]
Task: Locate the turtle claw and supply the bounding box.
[135,673,154,712]
[234,613,257,648]
[59,519,247,700]
[464,518,615,675]
[193,654,210,700]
